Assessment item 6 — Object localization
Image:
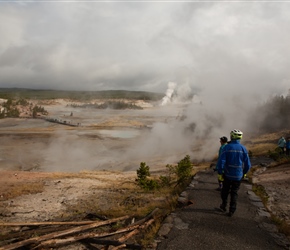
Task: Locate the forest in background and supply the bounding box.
[250,94,290,132]
[0,88,164,101]
[1,87,290,133]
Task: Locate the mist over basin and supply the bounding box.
[0,102,194,173]
[98,129,141,139]
[44,106,179,128]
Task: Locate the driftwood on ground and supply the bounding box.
[108,219,155,250]
[0,215,130,250]
[0,221,97,226]
[32,222,142,249]
[0,208,160,250]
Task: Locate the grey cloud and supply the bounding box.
[1,2,288,169]
[0,2,289,96]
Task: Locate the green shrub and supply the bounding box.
[175,155,193,185]
[159,175,171,187]
[252,184,269,204]
[136,162,160,191]
[136,155,194,191]
[0,98,48,118]
[136,162,150,181]
[268,148,281,161]
[16,98,29,106]
[159,164,176,187]
[268,147,290,162]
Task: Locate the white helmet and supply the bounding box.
[230,129,243,140]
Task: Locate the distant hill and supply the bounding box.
[0,88,164,101]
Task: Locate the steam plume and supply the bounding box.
[161,82,177,106]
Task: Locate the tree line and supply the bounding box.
[250,94,290,132]
[0,98,48,118]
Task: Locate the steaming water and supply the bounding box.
[0,103,192,172]
[98,129,140,139]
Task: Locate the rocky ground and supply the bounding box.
[1,155,290,250]
[0,170,137,223]
[252,162,290,224]
[1,158,289,225]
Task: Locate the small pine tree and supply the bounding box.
[136,162,159,191]
[175,155,193,185]
[136,162,150,181]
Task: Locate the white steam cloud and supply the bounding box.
[33,78,289,173]
[161,82,177,106]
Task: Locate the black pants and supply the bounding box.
[221,177,241,213]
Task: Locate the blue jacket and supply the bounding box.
[217,140,251,181]
[215,143,227,170]
[278,137,286,148]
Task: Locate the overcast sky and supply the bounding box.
[2,1,290,170]
[0,1,289,97]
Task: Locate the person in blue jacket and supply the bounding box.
[286,137,290,156]
[214,136,228,191]
[278,136,286,155]
[217,129,251,217]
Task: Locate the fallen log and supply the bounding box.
[130,208,159,226]
[81,239,142,249]
[0,215,130,250]
[31,223,142,249]
[32,213,156,249]
[108,219,155,250]
[111,244,126,250]
[0,225,75,243]
[0,221,96,227]
[106,209,157,250]
[80,241,100,250]
[84,227,148,250]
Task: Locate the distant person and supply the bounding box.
[217,129,251,217]
[278,136,286,155]
[286,137,290,156]
[214,136,228,191]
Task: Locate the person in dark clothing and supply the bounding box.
[214,136,228,191]
[216,129,251,217]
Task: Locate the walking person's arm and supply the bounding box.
[242,149,251,175]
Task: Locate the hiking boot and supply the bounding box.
[219,204,226,212]
[227,211,234,217]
